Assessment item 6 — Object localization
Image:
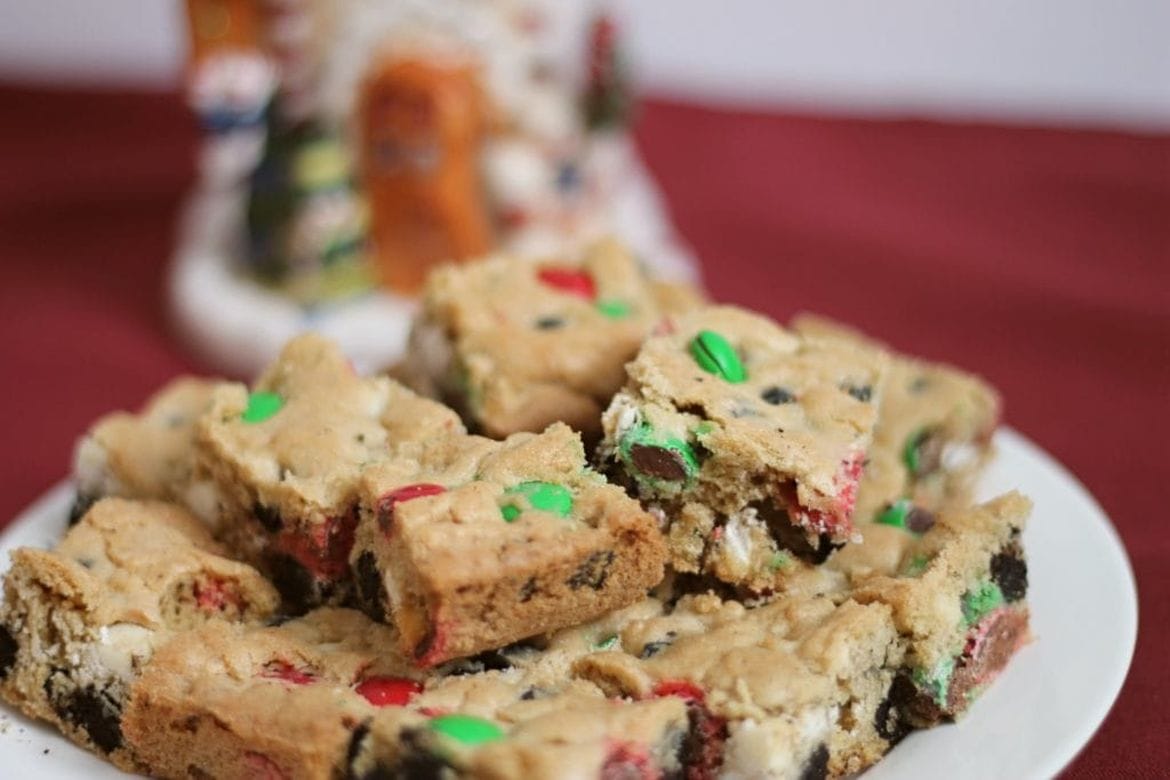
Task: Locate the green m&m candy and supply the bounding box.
[689,330,746,383]
[902,428,942,476]
[242,391,283,424]
[595,299,632,319]
[875,500,936,534]
[429,714,505,745]
[961,580,1004,627]
[619,420,699,484]
[500,481,573,522]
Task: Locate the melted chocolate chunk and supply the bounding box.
[844,384,872,402]
[518,576,537,603]
[990,548,1028,602]
[567,550,615,590]
[349,727,450,780]
[760,386,795,405]
[535,316,565,330]
[905,507,937,534]
[629,444,688,482]
[268,553,318,615]
[874,675,916,744]
[798,743,830,780]
[253,502,283,533]
[345,721,372,775]
[354,551,386,620]
[68,493,98,527]
[44,675,123,754]
[760,503,840,564]
[0,625,17,679]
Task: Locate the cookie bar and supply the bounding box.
[403,238,702,440]
[352,422,667,666]
[122,607,422,779]
[70,377,222,527]
[573,592,910,779]
[598,305,886,591]
[346,599,700,779]
[347,687,692,780]
[792,313,1001,527]
[0,498,278,770]
[196,333,464,611]
[125,599,665,780]
[849,492,1031,725]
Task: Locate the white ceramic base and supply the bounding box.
[169,136,700,378]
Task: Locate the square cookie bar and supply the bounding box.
[0,498,278,770]
[598,305,886,592]
[348,687,692,780]
[122,607,422,779]
[792,313,1001,527]
[346,599,698,779]
[403,238,703,440]
[70,377,222,527]
[352,422,666,666]
[849,492,1031,725]
[573,592,911,779]
[196,333,464,611]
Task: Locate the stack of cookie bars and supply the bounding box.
[0,240,1028,779]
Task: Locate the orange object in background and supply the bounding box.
[358,56,496,294]
[185,0,263,64]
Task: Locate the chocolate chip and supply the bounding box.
[909,376,931,394]
[798,743,830,780]
[874,675,916,744]
[760,386,795,405]
[0,624,17,679]
[535,316,564,330]
[345,720,372,775]
[990,549,1028,602]
[253,502,283,533]
[905,507,936,534]
[638,634,675,659]
[353,551,385,620]
[518,577,537,603]
[68,493,98,527]
[567,550,615,590]
[413,626,438,664]
[519,687,542,700]
[443,648,515,676]
[844,384,872,402]
[44,675,123,754]
[629,444,688,481]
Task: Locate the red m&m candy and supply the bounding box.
[537,267,596,300]
[355,676,423,707]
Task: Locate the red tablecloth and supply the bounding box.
[0,85,1166,777]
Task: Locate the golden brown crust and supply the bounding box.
[354,423,666,665]
[404,239,672,440]
[0,498,278,770]
[72,377,222,525]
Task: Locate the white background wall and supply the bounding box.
[1,0,1168,130]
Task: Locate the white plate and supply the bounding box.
[0,428,1137,779]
